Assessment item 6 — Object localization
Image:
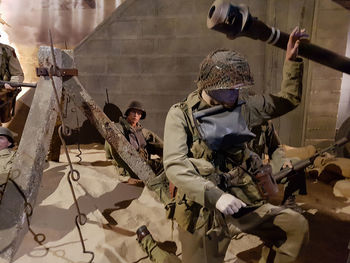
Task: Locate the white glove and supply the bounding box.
[4,83,15,90]
[215,193,247,215]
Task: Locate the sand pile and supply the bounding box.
[12,144,350,263]
[13,144,179,263]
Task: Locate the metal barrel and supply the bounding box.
[207,0,350,74]
[0,80,37,88]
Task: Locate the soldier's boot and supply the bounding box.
[282,195,304,214]
[136,225,181,263]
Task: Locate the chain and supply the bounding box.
[0,167,48,252]
[63,93,70,119]
[50,82,94,263]
[8,178,48,249]
[48,29,94,262]
[70,100,82,164]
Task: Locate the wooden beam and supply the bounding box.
[0,46,63,262]
[62,50,156,183]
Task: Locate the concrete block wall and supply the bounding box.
[336,29,350,130]
[71,0,349,146]
[73,0,267,138]
[264,0,315,146]
[302,0,350,147]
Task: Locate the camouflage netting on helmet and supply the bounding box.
[196,49,254,92]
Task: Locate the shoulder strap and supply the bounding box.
[178,101,200,143]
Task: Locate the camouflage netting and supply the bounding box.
[196,49,254,92]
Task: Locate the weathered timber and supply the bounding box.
[62,50,156,183]
[0,47,63,262]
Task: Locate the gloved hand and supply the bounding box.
[4,83,15,90]
[215,193,246,215]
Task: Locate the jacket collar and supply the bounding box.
[0,148,13,157]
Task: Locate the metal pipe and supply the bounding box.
[207,0,350,74]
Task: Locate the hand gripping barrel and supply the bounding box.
[207,0,350,74]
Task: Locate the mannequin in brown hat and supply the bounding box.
[105,101,181,262]
[105,100,164,184]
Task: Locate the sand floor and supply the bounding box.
[12,144,350,263]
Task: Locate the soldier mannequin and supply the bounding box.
[0,42,24,125]
[105,101,180,262]
[163,26,309,263]
[105,100,164,184]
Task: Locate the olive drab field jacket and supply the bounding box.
[0,44,24,123]
[163,60,303,232]
[105,117,163,178]
[0,148,15,185]
[0,43,24,83]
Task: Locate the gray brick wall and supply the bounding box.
[71,0,348,146]
[303,0,350,147]
[73,0,267,138]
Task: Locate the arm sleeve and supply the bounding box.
[142,128,164,157]
[163,105,224,208]
[8,48,24,82]
[245,60,303,127]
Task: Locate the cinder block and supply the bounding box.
[141,18,176,37]
[76,57,106,74]
[75,40,116,57]
[106,56,140,74]
[176,56,203,73]
[310,79,342,92]
[195,0,216,14]
[118,75,195,95]
[122,0,157,17]
[140,93,185,110]
[155,0,195,16]
[248,0,267,17]
[98,76,122,95]
[219,38,265,57]
[305,116,337,139]
[308,103,339,116]
[90,27,109,40]
[316,9,349,39]
[316,37,348,55]
[304,139,334,147]
[115,39,155,55]
[246,54,266,77]
[153,75,197,94]
[140,56,177,73]
[308,90,341,105]
[311,62,343,80]
[198,35,231,54]
[78,75,102,91]
[175,16,206,36]
[109,20,140,39]
[157,37,202,55]
[118,76,157,94]
[319,0,344,10]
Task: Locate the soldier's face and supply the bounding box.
[202,90,238,108]
[126,109,143,127]
[0,136,11,150]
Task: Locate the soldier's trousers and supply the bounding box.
[139,235,181,263]
[179,203,308,263]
